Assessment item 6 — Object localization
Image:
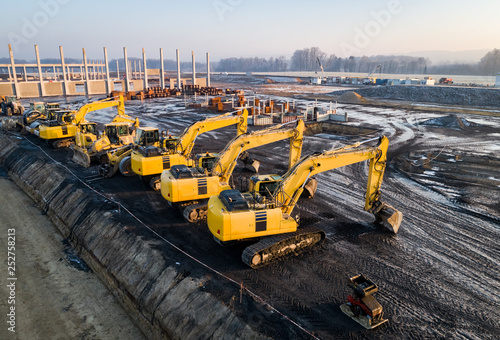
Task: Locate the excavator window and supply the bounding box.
[136,129,160,147]
[200,156,216,169]
[257,181,279,198]
[145,130,159,145]
[106,126,119,144]
[117,125,129,136]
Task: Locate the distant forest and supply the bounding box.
[216,47,500,76]
[1,47,499,76]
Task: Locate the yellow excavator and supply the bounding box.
[36,96,125,148]
[131,110,249,190]
[71,112,140,167]
[206,135,403,268]
[161,119,305,223]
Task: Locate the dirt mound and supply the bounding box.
[421,115,479,129]
[337,91,368,104]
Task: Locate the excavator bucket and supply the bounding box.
[238,151,260,173]
[71,145,91,167]
[302,178,318,198]
[372,202,403,234]
[244,159,260,173]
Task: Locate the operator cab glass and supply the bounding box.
[33,103,45,112]
[81,123,97,135]
[135,128,159,147]
[250,175,282,198]
[106,124,131,144]
[196,152,218,169]
[163,137,178,151]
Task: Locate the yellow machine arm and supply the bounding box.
[73,95,125,125]
[110,113,140,128]
[175,110,248,156]
[212,119,305,183]
[274,136,402,233]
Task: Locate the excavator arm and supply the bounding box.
[175,110,248,156]
[73,95,125,125]
[212,119,304,183]
[274,136,402,233]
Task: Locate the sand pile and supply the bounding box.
[336,91,368,104]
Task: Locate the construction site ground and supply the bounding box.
[1,79,499,339]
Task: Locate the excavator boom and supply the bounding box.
[131,110,249,186]
[176,110,248,156]
[38,96,125,148]
[160,120,305,222]
[212,119,304,183]
[73,96,125,125]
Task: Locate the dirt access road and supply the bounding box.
[0,169,145,340]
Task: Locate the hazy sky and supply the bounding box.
[1,0,499,62]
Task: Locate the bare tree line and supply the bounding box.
[214,47,500,76]
[2,48,499,76]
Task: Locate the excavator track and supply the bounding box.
[241,226,326,269]
[182,200,209,223]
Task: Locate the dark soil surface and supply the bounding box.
[6,86,500,339]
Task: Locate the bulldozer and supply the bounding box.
[160,120,305,223]
[71,112,140,167]
[340,274,388,329]
[131,110,248,190]
[0,96,24,116]
[206,136,403,268]
[36,96,125,148]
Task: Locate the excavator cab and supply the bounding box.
[77,122,98,148]
[45,103,61,121]
[248,174,282,199]
[53,110,75,124]
[105,123,132,145]
[195,152,219,170]
[135,127,160,147]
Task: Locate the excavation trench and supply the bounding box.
[0,132,266,340]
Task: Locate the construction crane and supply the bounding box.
[131,110,248,190]
[160,120,305,223]
[316,57,326,80]
[206,135,403,268]
[36,96,125,148]
[367,64,381,77]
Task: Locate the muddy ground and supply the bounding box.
[3,80,500,339]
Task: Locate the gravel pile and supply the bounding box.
[421,114,479,129]
[330,85,500,107]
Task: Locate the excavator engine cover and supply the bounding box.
[139,146,161,157]
[170,165,193,179]
[219,190,250,212]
